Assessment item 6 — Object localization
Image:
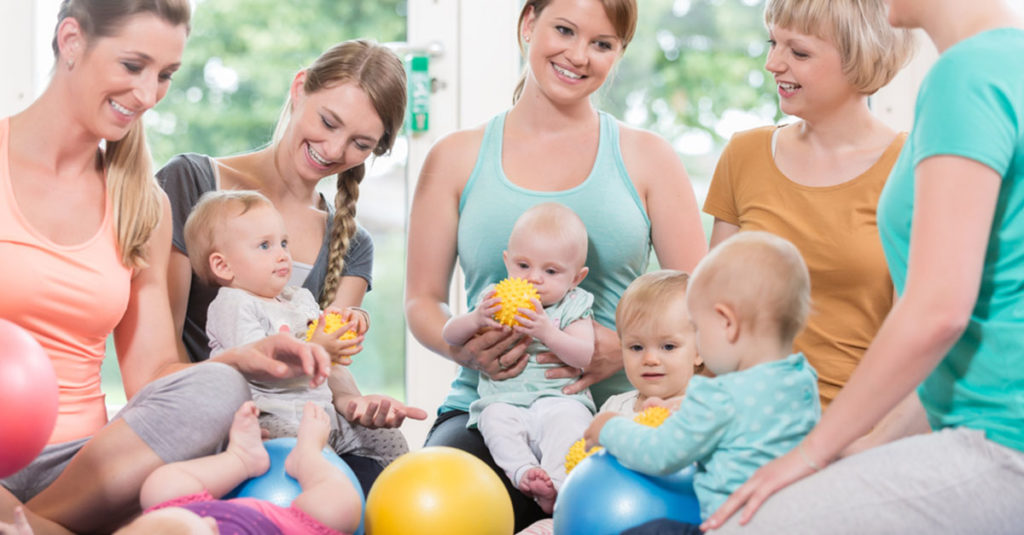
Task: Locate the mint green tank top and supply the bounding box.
[442,111,651,413]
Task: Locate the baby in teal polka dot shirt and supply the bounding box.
[584,231,821,521]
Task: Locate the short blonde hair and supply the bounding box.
[509,203,589,267]
[690,231,811,345]
[183,190,273,287]
[765,0,914,95]
[616,270,690,335]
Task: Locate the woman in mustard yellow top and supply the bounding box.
[703,0,914,408]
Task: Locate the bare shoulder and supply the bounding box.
[418,124,487,192]
[616,121,687,188]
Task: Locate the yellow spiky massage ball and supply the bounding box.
[305,312,357,342]
[565,406,673,474]
[492,278,539,327]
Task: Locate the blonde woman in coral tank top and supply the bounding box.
[0,2,329,533]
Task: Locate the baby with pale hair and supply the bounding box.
[585,231,821,528]
[443,202,595,513]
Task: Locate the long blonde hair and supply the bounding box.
[273,40,406,307]
[53,0,191,268]
[513,0,637,103]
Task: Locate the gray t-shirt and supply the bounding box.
[157,153,374,362]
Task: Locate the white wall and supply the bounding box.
[0,1,58,117]
[872,30,939,133]
[402,0,521,448]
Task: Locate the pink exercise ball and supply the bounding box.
[0,319,59,478]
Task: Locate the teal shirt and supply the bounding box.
[467,286,596,427]
[444,111,652,413]
[599,353,820,520]
[877,29,1024,453]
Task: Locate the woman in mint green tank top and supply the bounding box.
[405,0,706,530]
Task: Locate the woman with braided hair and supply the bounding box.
[159,39,424,494]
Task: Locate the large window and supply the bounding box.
[602,0,775,233]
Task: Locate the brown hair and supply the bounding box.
[183,190,273,287]
[272,40,406,307]
[52,0,191,269]
[765,0,914,95]
[513,0,638,103]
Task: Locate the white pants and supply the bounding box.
[477,397,593,489]
[716,427,1024,534]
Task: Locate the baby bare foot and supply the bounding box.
[227,401,270,478]
[285,402,331,479]
[518,467,557,514]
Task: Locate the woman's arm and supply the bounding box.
[327,275,371,331]
[114,193,192,397]
[166,250,192,342]
[840,391,930,458]
[703,155,1002,530]
[709,219,740,249]
[405,131,529,380]
[621,127,707,273]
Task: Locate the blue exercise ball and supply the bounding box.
[553,450,701,534]
[225,437,366,535]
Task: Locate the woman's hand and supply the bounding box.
[214,329,330,388]
[539,320,622,394]
[453,326,531,381]
[701,444,821,530]
[337,394,429,429]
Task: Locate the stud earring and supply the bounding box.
[66,58,74,69]
[524,35,531,43]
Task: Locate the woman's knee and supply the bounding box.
[187,362,250,408]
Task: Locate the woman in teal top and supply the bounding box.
[404,0,706,529]
[703,1,1024,533]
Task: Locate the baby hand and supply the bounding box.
[512,297,551,338]
[583,411,620,450]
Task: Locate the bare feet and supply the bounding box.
[284,402,331,480]
[226,401,271,479]
[518,467,557,514]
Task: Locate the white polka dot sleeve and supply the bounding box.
[598,376,734,475]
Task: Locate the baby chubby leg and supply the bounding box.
[287,402,362,535]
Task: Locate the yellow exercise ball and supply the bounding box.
[365,446,513,535]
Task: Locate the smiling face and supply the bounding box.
[764,24,857,119]
[521,0,624,105]
[620,294,701,405]
[212,204,292,299]
[64,13,186,142]
[281,79,386,182]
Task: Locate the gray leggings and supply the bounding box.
[1,362,249,502]
[715,427,1024,534]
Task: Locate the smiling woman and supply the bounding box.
[156,39,420,495]
[0,0,336,533]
